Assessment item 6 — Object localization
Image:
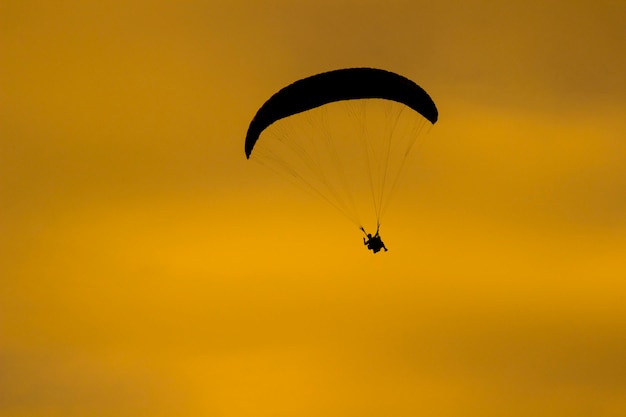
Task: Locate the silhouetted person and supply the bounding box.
[362,228,388,253]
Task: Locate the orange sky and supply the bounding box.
[2,1,626,416]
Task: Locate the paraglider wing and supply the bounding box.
[245,68,438,158]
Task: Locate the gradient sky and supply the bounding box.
[2,1,626,416]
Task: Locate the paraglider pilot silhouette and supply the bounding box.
[361,226,388,253]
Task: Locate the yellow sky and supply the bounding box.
[2,1,626,416]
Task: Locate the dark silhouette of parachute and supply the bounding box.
[245,68,438,158]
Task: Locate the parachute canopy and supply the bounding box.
[245,68,438,158]
[244,67,438,232]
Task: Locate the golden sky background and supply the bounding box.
[2,1,626,416]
